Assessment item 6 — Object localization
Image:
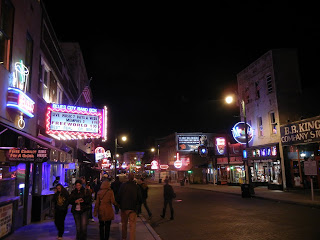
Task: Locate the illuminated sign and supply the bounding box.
[174,159,182,168]
[177,135,200,151]
[95,147,106,162]
[151,160,159,170]
[12,61,29,91]
[46,104,104,140]
[215,137,226,155]
[7,87,35,118]
[160,164,169,170]
[231,122,254,145]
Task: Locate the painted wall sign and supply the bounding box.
[7,87,35,118]
[231,122,254,145]
[46,104,104,140]
[7,148,49,161]
[280,116,320,146]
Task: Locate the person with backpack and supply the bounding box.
[94,180,117,240]
[137,178,152,219]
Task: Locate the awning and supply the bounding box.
[0,122,64,153]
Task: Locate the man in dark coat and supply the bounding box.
[117,173,142,240]
[111,176,122,214]
[160,178,176,220]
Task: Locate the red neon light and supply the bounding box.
[46,106,103,138]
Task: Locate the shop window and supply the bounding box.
[270,112,277,134]
[0,0,14,70]
[257,116,263,136]
[266,74,273,94]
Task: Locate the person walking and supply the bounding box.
[137,178,152,219]
[69,179,92,240]
[52,184,69,240]
[111,176,122,214]
[160,178,176,220]
[94,180,117,240]
[117,173,142,240]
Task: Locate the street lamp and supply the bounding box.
[114,135,127,179]
[225,94,251,184]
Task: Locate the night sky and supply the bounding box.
[43,1,320,150]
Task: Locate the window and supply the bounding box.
[0,0,14,70]
[266,74,273,93]
[25,32,33,92]
[39,59,50,102]
[255,81,260,99]
[270,112,277,134]
[258,117,263,136]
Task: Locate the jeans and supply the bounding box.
[121,210,137,240]
[99,220,111,240]
[73,210,88,240]
[54,209,67,237]
[138,200,152,217]
[162,199,174,218]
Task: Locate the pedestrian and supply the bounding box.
[94,180,117,240]
[137,178,152,219]
[69,179,92,240]
[111,176,122,214]
[160,178,176,220]
[86,182,95,222]
[117,173,142,240]
[52,184,69,240]
[53,176,61,188]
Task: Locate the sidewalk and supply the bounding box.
[172,182,320,208]
[5,207,161,240]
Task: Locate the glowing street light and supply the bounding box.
[225,95,234,104]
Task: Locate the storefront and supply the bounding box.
[280,116,320,189]
[243,143,282,189]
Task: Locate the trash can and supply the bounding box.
[159,178,162,183]
[180,180,185,186]
[241,184,251,198]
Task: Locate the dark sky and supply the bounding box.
[43,1,320,150]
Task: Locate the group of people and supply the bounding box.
[52,173,176,240]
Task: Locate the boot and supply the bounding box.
[170,209,174,220]
[160,208,165,218]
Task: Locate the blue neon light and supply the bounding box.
[7,87,35,118]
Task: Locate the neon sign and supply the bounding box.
[151,160,159,170]
[46,104,104,140]
[7,87,35,118]
[231,122,254,145]
[12,61,29,91]
[215,137,226,155]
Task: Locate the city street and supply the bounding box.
[141,184,320,240]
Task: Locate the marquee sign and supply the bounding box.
[7,87,35,118]
[46,104,106,140]
[232,122,254,145]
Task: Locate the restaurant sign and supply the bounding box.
[280,116,320,146]
[7,148,49,161]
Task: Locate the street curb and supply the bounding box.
[175,184,320,209]
[139,216,162,240]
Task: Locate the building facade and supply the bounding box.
[237,49,303,189]
[0,1,94,237]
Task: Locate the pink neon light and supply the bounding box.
[46,106,103,138]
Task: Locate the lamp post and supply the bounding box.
[114,135,127,179]
[226,95,251,184]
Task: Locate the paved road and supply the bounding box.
[140,184,320,240]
